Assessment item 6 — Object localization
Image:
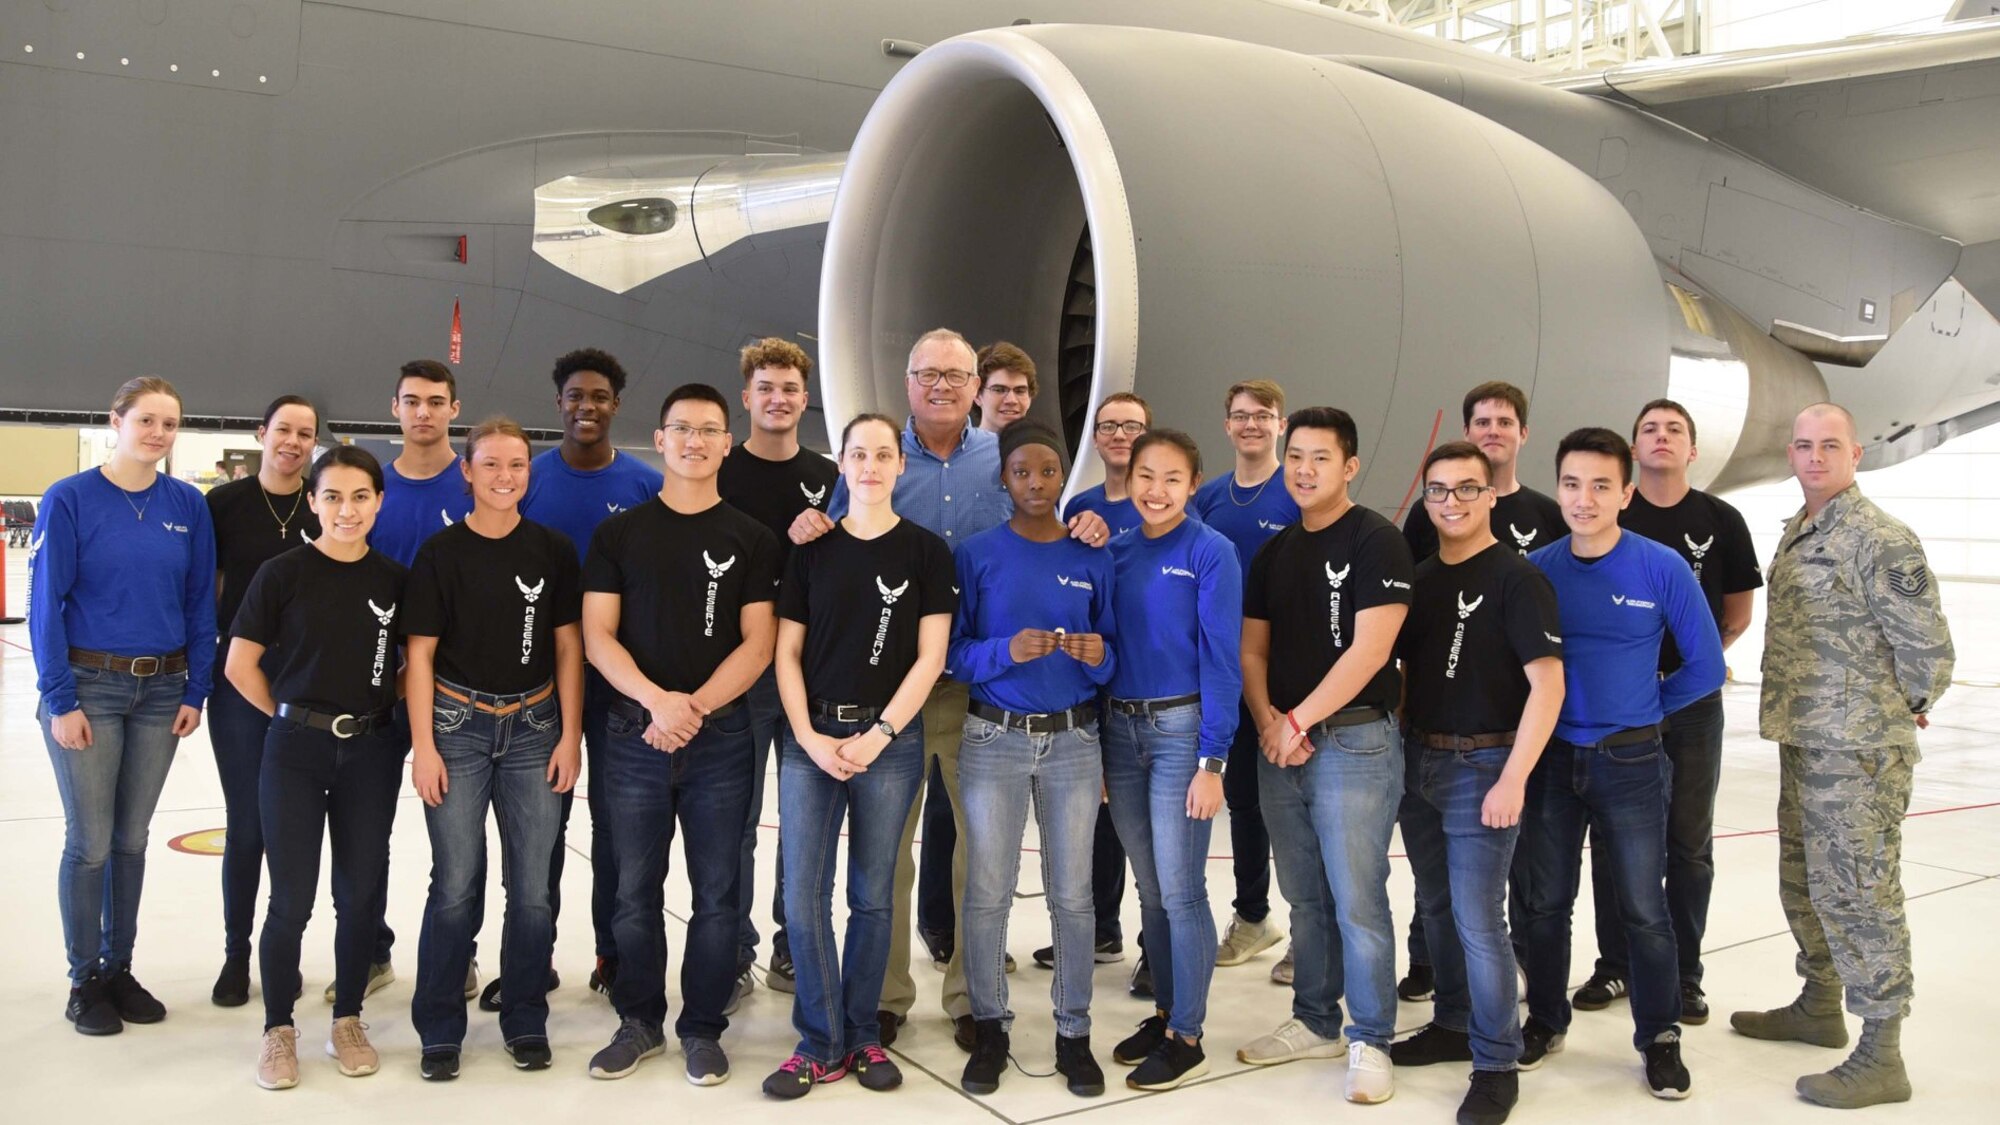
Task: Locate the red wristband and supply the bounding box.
[1286,710,1305,737]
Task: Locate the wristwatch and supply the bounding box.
[876,719,897,738]
[1197,756,1227,777]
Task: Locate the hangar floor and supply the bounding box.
[1,558,1995,1124]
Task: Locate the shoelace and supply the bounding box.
[262,1029,297,1065]
[854,1045,890,1066]
[777,1054,816,1076]
[333,1020,371,1051]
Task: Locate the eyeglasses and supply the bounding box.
[1227,411,1279,426]
[662,422,729,441]
[908,368,974,388]
[1422,483,1495,503]
[984,385,1031,399]
[1094,420,1148,437]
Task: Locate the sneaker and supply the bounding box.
[1128,1035,1209,1091]
[1572,972,1627,1011]
[420,1048,461,1081]
[1397,962,1436,1002]
[723,967,754,1016]
[1056,1033,1106,1097]
[507,1037,553,1070]
[1128,953,1154,1000]
[1237,1017,1345,1066]
[1216,912,1283,966]
[256,1025,300,1089]
[767,948,796,995]
[463,958,480,1001]
[321,960,395,1005]
[588,956,618,998]
[1642,1031,1691,1100]
[961,1018,1009,1094]
[589,1017,666,1079]
[1680,982,1709,1025]
[102,966,167,1024]
[1114,1014,1169,1065]
[1391,1022,1473,1067]
[1457,1068,1519,1125]
[1517,1017,1565,1070]
[479,965,563,1013]
[684,1036,730,1086]
[763,1053,845,1099]
[325,1016,379,1077]
[1270,943,1295,986]
[953,1013,977,1052]
[1005,951,1018,973]
[65,972,123,1036]
[919,928,954,971]
[1034,938,1124,967]
[1345,1041,1395,1104]
[212,955,252,1008]
[847,1044,902,1091]
[879,1010,906,1049]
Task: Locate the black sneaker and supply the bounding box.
[102,966,166,1024]
[1114,1014,1168,1065]
[421,1048,461,1081]
[847,1044,903,1091]
[1392,1022,1474,1066]
[1518,1017,1566,1070]
[65,973,122,1036]
[961,1019,1008,1094]
[212,955,251,1008]
[1572,973,1628,1011]
[1033,938,1124,967]
[1129,953,1154,1000]
[1680,982,1709,1025]
[1398,962,1436,1002]
[767,948,796,995]
[1128,1035,1208,1091]
[1056,1033,1105,1097]
[507,1037,553,1070]
[1457,1068,1519,1125]
[919,928,954,971]
[588,956,618,998]
[479,979,504,1013]
[953,1013,977,1052]
[1643,1031,1691,1099]
[763,1053,845,1099]
[878,1010,905,1049]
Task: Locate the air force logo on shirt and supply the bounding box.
[801,482,828,507]
[704,552,736,579]
[441,509,456,527]
[516,577,543,663]
[515,576,545,604]
[1325,563,1350,589]
[1510,524,1538,551]
[1611,593,1658,609]
[160,520,189,534]
[1160,565,1196,579]
[369,599,397,626]
[607,502,625,515]
[1684,533,1713,560]
[877,576,909,605]
[702,551,735,637]
[26,530,46,567]
[1457,592,1484,620]
[1056,574,1095,591]
[368,600,396,686]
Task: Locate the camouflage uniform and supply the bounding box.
[1761,484,1953,1019]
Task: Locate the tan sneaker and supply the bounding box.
[1270,943,1295,985]
[321,960,395,1004]
[464,957,480,1001]
[1216,913,1283,967]
[256,1026,300,1090]
[326,1016,380,1077]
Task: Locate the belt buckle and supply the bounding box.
[127,656,161,677]
[1023,712,1054,736]
[835,704,865,723]
[329,714,360,739]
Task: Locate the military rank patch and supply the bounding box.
[1887,560,1931,597]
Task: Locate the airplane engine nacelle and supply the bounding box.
[820,24,1718,507]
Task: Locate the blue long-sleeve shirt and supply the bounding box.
[949,523,1117,713]
[1190,471,1299,574]
[828,418,1011,551]
[1529,531,1724,743]
[1064,484,1141,540]
[1107,519,1243,759]
[521,448,663,564]
[374,455,475,567]
[29,469,218,715]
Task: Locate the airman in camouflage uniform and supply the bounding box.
[1734,403,1953,1109]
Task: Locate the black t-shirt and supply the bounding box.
[584,498,781,697]
[1399,542,1564,735]
[1402,484,1564,562]
[1622,487,1762,672]
[207,476,323,638]
[1245,505,1414,713]
[230,545,407,715]
[717,446,839,573]
[779,519,957,707]
[404,518,583,694]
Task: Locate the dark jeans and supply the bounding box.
[739,667,789,971]
[1591,692,1725,987]
[361,704,407,967]
[1519,734,1681,1050]
[554,665,617,959]
[601,698,756,1037]
[916,758,957,939]
[208,647,271,961]
[1223,699,1272,923]
[1091,803,1127,944]
[257,716,402,1030]
[413,681,564,1049]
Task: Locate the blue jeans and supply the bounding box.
[916,757,957,938]
[1591,692,1725,987]
[257,715,402,1029]
[1258,715,1401,1047]
[1103,703,1217,1039]
[600,698,755,1037]
[779,714,925,1064]
[39,663,186,984]
[1520,734,1681,1049]
[959,713,1102,1038]
[739,666,788,970]
[1223,699,1272,923]
[1400,735,1523,1070]
[208,647,271,961]
[413,681,564,1049]
[554,665,617,958]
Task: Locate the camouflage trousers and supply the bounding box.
[1777,743,1915,1019]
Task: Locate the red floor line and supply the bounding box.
[1,637,32,654]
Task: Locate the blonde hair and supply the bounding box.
[111,376,183,417]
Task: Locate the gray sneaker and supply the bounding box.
[320,960,394,1005]
[1217,913,1283,967]
[683,1036,731,1086]
[723,967,753,1016]
[589,1017,666,1080]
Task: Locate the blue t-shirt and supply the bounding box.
[1528,531,1725,743]
[1107,519,1242,758]
[520,448,663,564]
[1064,484,1142,540]
[29,469,218,715]
[949,524,1117,713]
[1191,470,1299,575]
[375,455,476,567]
[829,419,1010,551]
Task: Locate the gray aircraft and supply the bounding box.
[7,1,2000,511]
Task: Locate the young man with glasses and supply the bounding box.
[1388,442,1565,1125]
[975,342,1037,434]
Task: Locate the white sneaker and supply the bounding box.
[463,958,480,1001]
[1216,913,1284,967]
[1345,1041,1394,1104]
[1270,943,1295,985]
[1237,1017,1345,1066]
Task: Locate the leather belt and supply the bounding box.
[276,703,395,739]
[1107,693,1200,717]
[968,699,1096,735]
[1308,705,1388,735]
[606,694,741,726]
[1419,729,1518,752]
[69,647,187,677]
[810,699,882,724]
[1579,722,1666,750]
[435,681,554,716]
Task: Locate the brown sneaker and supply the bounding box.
[326,1016,380,1077]
[256,1026,300,1090]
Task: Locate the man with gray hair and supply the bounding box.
[1734,402,1954,1109]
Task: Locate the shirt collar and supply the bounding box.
[902,416,975,462]
[1800,482,1862,534]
